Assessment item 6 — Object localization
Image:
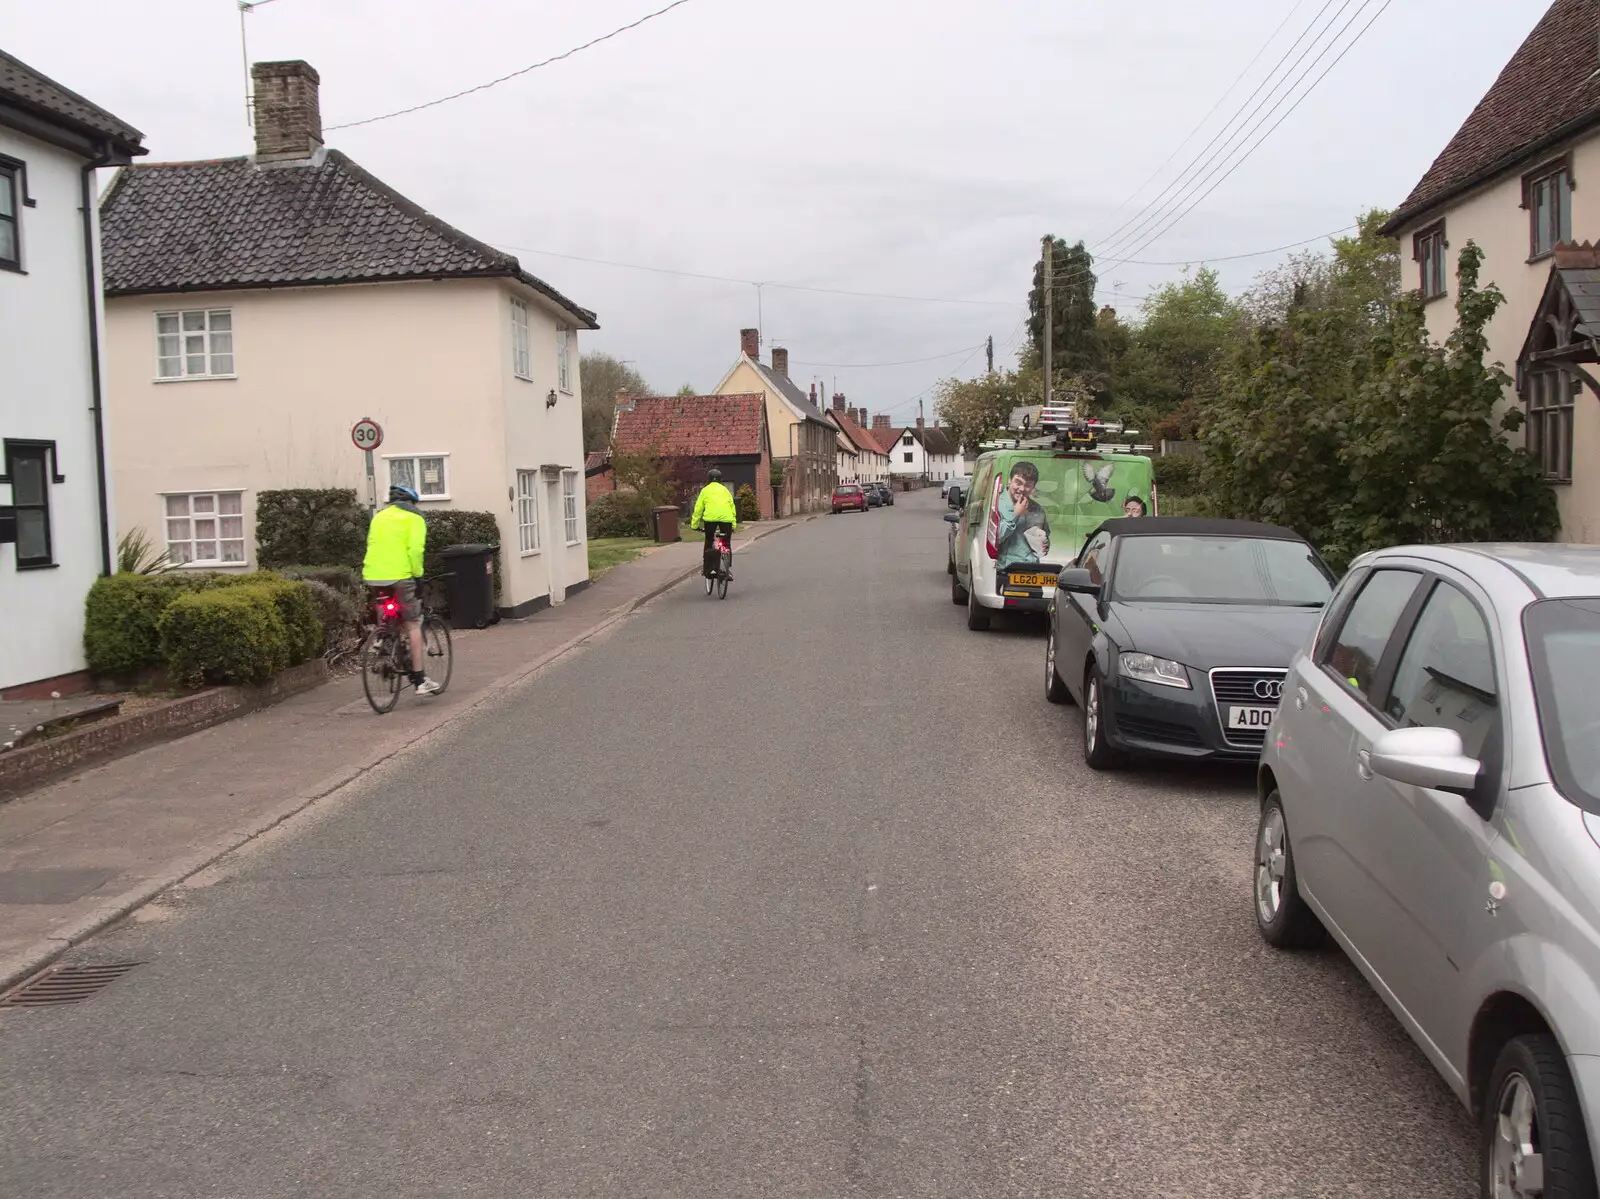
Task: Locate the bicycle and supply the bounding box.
[360,577,454,714]
[703,527,732,600]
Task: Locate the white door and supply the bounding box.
[546,476,565,605]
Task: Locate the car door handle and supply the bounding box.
[1294,686,1307,711]
[1357,749,1374,781]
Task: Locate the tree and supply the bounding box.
[934,365,1041,452]
[1026,237,1101,380]
[579,352,652,452]
[676,383,696,396]
[1117,268,1238,422]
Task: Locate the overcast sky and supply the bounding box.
[3,0,1555,421]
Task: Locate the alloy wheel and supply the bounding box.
[1045,636,1056,693]
[1086,678,1099,749]
[1256,806,1287,926]
[1489,1073,1545,1198]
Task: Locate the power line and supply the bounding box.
[326,0,699,132]
[791,343,988,369]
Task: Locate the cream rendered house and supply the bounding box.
[710,330,837,515]
[1382,0,1600,540]
[99,61,597,617]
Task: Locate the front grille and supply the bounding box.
[1116,714,1206,748]
[1210,668,1287,748]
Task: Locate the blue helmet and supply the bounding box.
[389,484,419,504]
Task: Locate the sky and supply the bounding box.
[2,0,1558,423]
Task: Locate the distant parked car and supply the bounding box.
[864,485,883,508]
[832,484,868,514]
[1254,543,1600,1199]
[874,482,895,506]
[1045,516,1334,767]
[943,475,970,502]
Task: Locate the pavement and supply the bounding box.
[0,493,1477,1197]
[0,520,795,992]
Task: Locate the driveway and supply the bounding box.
[0,493,1475,1197]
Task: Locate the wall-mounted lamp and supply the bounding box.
[546,389,558,408]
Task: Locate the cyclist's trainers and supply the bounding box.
[415,677,443,696]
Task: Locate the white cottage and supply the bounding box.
[0,50,145,696]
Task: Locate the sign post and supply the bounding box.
[351,418,384,512]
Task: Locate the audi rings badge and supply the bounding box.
[1254,678,1285,702]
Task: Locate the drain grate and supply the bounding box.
[0,962,140,1008]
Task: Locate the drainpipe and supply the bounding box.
[81,145,115,578]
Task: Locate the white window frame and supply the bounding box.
[155,308,235,381]
[562,470,580,544]
[384,453,451,501]
[557,325,572,393]
[163,490,247,567]
[510,297,532,381]
[517,469,541,555]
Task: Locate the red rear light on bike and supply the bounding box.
[383,600,397,616]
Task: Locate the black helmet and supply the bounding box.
[707,467,723,482]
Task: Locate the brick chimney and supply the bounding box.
[832,392,846,412]
[809,383,817,405]
[740,328,759,359]
[614,389,636,412]
[854,408,867,429]
[252,61,323,164]
[872,414,890,430]
[771,347,789,378]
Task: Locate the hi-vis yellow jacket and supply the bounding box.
[690,481,738,530]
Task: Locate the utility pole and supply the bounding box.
[986,335,994,375]
[1042,236,1054,410]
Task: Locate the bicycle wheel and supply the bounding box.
[716,575,729,599]
[360,627,404,714]
[704,574,714,596]
[421,616,453,693]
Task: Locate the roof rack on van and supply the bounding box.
[985,405,1141,453]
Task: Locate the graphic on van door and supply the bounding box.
[991,457,1149,570]
[995,462,1051,569]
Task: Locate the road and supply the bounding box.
[0,491,1476,1198]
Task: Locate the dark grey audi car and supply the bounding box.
[1044,517,1336,768]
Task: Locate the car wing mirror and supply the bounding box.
[1369,726,1481,795]
[943,512,959,523]
[1056,567,1100,597]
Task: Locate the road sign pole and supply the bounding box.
[365,449,376,512]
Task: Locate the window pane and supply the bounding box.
[0,171,14,219]
[0,219,15,263]
[169,541,194,564]
[419,457,446,495]
[1326,569,1423,697]
[11,451,46,505]
[157,314,180,334]
[186,355,206,376]
[219,492,243,515]
[1386,584,1497,759]
[182,310,206,332]
[221,539,245,563]
[220,516,244,540]
[209,310,231,332]
[194,518,217,540]
[210,332,233,355]
[158,334,181,358]
[192,494,216,514]
[211,354,234,375]
[390,459,416,490]
[165,495,190,517]
[16,508,48,560]
[166,519,190,541]
[1559,172,1573,245]
[194,541,217,561]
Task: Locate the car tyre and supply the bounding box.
[1045,627,1072,704]
[966,586,991,631]
[1082,664,1124,769]
[1482,1034,1598,1199]
[1253,792,1325,949]
[951,570,968,606]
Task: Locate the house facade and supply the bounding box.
[1382,0,1600,540]
[603,392,775,519]
[711,330,836,515]
[98,60,597,618]
[826,399,889,485]
[885,422,962,483]
[0,51,145,696]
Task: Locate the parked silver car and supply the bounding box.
[1254,543,1600,1197]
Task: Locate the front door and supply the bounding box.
[546,476,565,605]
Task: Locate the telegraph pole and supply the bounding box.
[1042,236,1054,409]
[986,335,994,375]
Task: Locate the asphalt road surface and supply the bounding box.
[1,492,1477,1198]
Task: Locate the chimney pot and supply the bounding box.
[772,346,789,378]
[872,414,890,430]
[740,328,760,360]
[252,60,323,164]
[832,393,845,412]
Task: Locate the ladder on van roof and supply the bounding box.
[982,404,1148,453]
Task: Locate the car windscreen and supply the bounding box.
[1109,535,1333,605]
[1524,598,1600,815]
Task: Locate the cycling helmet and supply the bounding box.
[389,484,420,504]
[707,467,723,482]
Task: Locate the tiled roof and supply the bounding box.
[750,360,832,424]
[922,426,960,456]
[584,451,610,475]
[0,48,144,153]
[828,409,885,455]
[1385,0,1600,232]
[612,394,767,457]
[98,150,598,325]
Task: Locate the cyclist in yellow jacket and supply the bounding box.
[689,468,738,579]
[362,484,441,695]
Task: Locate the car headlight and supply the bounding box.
[1119,652,1191,689]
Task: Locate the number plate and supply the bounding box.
[1227,705,1277,730]
[1008,572,1054,588]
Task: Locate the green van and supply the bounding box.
[945,448,1156,630]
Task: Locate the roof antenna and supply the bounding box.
[238,0,282,128]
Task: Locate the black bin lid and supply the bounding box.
[440,543,497,556]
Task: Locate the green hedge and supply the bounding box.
[275,564,362,596]
[735,484,760,522]
[256,489,369,569]
[588,491,650,539]
[157,578,323,687]
[421,509,502,614]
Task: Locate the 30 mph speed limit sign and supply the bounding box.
[351,418,384,451]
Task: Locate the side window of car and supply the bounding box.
[1079,532,1111,584]
[1384,583,1498,760]
[1321,569,1423,699]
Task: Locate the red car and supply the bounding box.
[832,484,868,513]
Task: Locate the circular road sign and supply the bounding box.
[351,418,384,452]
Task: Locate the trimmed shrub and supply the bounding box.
[254,578,323,665]
[587,491,650,539]
[735,484,760,523]
[84,572,222,677]
[301,579,363,656]
[256,489,369,569]
[276,564,362,597]
[1153,452,1203,494]
[158,586,292,686]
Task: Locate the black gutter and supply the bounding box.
[82,143,116,578]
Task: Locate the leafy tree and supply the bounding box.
[580,352,651,452]
[1026,237,1101,380]
[934,364,1041,451]
[1117,268,1238,420]
[676,383,696,396]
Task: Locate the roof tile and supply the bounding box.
[0,48,144,150]
[612,394,767,458]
